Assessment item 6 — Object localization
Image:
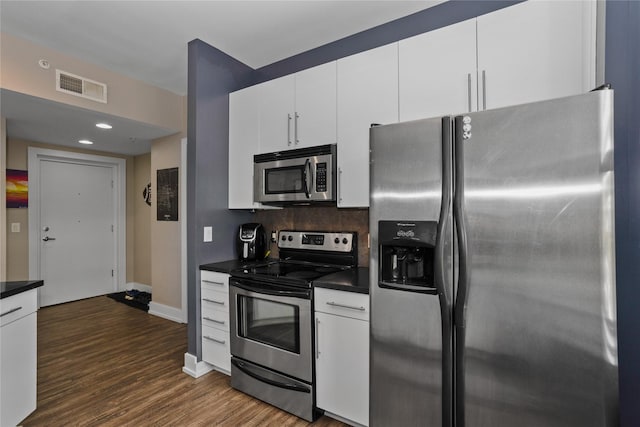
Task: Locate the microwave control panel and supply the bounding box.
[315,163,327,192]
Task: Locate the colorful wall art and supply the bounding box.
[6,169,28,208]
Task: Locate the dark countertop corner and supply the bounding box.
[313,267,370,294]
[199,258,274,274]
[1,280,44,299]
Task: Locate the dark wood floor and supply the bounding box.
[23,296,346,426]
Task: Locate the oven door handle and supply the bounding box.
[232,281,311,299]
[232,359,311,394]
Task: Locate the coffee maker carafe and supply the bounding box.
[237,223,267,261]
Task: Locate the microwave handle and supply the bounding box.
[304,158,312,199]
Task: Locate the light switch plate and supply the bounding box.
[203,226,213,242]
[11,223,20,233]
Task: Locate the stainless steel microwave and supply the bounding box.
[254,144,336,205]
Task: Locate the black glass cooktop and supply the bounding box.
[232,261,350,287]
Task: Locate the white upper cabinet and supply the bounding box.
[399,18,477,121]
[337,43,399,208]
[229,85,262,209]
[259,62,337,153]
[477,0,596,110]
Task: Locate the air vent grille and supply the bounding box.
[56,69,107,103]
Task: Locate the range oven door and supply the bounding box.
[230,278,313,383]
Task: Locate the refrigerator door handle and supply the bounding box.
[434,116,454,427]
[453,115,471,427]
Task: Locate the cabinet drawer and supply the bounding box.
[202,325,231,373]
[202,307,230,332]
[201,288,229,313]
[201,271,229,293]
[0,289,38,327]
[315,288,369,321]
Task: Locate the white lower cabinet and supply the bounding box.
[315,288,369,426]
[200,271,231,375]
[1,289,38,427]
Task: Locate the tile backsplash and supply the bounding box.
[253,207,369,266]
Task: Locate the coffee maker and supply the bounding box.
[237,223,267,261]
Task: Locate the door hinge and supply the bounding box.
[111,269,114,277]
[111,180,114,188]
[111,225,114,232]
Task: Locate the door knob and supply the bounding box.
[42,236,56,242]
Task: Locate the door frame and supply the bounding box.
[28,147,126,293]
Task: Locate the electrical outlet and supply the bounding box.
[203,226,213,242]
[271,230,277,243]
[11,223,20,233]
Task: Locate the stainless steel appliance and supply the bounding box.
[369,89,618,427]
[254,144,336,205]
[230,230,357,422]
[236,223,267,261]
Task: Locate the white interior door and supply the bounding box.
[38,159,116,306]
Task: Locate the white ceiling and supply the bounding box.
[0,0,443,155]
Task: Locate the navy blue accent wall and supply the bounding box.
[252,0,522,84]
[606,1,640,426]
[186,39,253,356]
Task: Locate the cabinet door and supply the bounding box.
[1,313,37,427]
[315,312,369,426]
[259,74,295,153]
[294,61,337,149]
[477,0,596,110]
[337,43,398,208]
[399,18,477,121]
[229,85,262,209]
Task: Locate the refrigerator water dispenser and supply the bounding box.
[378,220,436,291]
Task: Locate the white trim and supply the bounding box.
[149,301,184,323]
[125,282,152,294]
[28,147,126,292]
[182,352,214,378]
[180,137,188,323]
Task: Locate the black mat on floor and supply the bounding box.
[107,290,151,312]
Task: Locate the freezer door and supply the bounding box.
[369,117,454,427]
[454,90,617,427]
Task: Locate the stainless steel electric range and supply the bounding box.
[229,230,358,422]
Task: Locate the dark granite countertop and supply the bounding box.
[313,267,370,294]
[1,280,44,299]
[199,259,274,274]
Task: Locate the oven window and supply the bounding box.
[238,295,300,354]
[265,166,304,194]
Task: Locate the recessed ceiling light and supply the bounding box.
[78,139,94,145]
[96,123,112,129]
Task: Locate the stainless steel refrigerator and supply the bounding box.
[369,89,618,427]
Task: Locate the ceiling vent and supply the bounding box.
[56,69,107,103]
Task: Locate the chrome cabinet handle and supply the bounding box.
[203,316,225,325]
[338,167,343,203]
[467,73,472,112]
[42,236,56,241]
[202,298,225,305]
[0,306,22,317]
[315,317,320,359]
[294,112,300,145]
[326,301,366,311]
[287,114,292,146]
[202,280,224,287]
[482,70,487,110]
[203,335,226,345]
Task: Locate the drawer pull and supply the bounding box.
[0,306,22,317]
[203,316,225,325]
[204,335,226,345]
[202,280,225,287]
[203,298,225,305]
[326,301,366,311]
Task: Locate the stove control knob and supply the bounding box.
[288,235,293,242]
[281,235,287,241]
[334,237,340,244]
[342,238,349,245]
